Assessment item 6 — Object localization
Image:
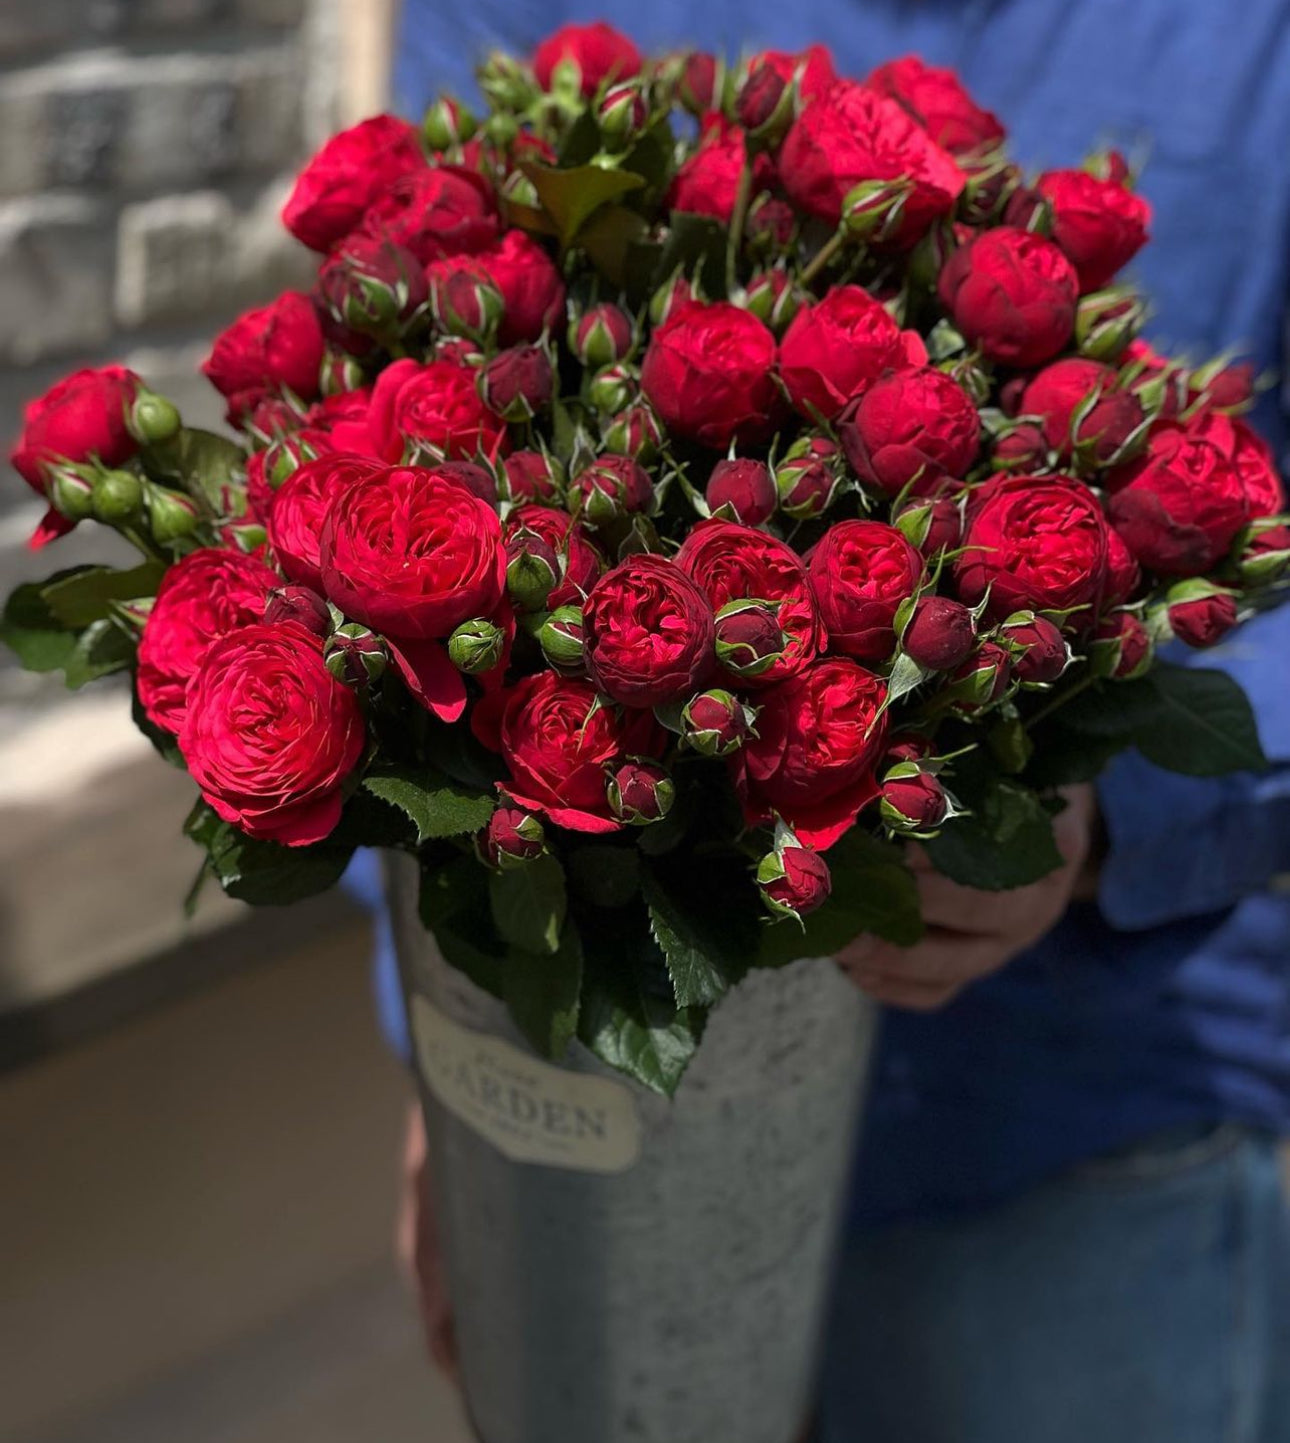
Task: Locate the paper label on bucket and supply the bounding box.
[411,995,642,1174]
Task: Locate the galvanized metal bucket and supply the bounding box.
[387,853,877,1443]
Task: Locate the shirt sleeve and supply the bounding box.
[1098,603,1290,931]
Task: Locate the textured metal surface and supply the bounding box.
[388,854,877,1443]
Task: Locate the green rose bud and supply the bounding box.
[128,387,182,445]
[91,469,143,526]
[447,617,506,673]
[539,605,585,672]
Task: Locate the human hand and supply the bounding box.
[396,1101,459,1379]
[836,784,1098,1011]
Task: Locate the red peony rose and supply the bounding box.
[778,286,915,420]
[467,230,567,345]
[955,475,1113,626]
[533,21,642,97]
[748,44,837,100]
[706,457,777,525]
[362,357,508,463]
[779,80,965,244]
[1035,169,1151,293]
[641,301,783,449]
[1107,421,1251,576]
[136,547,281,734]
[1184,412,1284,518]
[838,366,980,494]
[584,554,715,708]
[355,163,499,263]
[937,227,1078,367]
[866,55,1005,156]
[180,622,365,846]
[1020,357,1145,465]
[505,504,602,609]
[266,453,381,592]
[676,520,823,686]
[201,292,325,422]
[282,115,427,252]
[737,657,889,848]
[485,671,662,834]
[667,115,775,224]
[807,519,925,660]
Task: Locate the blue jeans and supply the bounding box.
[821,1125,1290,1443]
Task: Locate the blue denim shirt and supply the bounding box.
[380,0,1290,1221]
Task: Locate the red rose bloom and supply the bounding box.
[355,164,498,262]
[749,44,837,100]
[667,116,775,224]
[642,302,782,450]
[180,623,365,847]
[1185,412,1284,518]
[201,292,325,422]
[866,56,1005,156]
[584,554,716,708]
[506,504,602,609]
[737,657,889,849]
[807,519,925,661]
[476,230,567,345]
[10,364,142,546]
[676,520,823,686]
[281,114,427,252]
[955,476,1112,626]
[1105,526,1142,606]
[779,80,965,244]
[937,227,1079,368]
[488,672,662,834]
[1020,358,1145,465]
[1035,169,1151,293]
[136,547,281,734]
[533,21,642,96]
[267,453,381,592]
[1107,422,1251,576]
[838,366,980,494]
[363,357,508,463]
[778,286,913,420]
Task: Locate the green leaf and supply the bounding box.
[641,855,757,1008]
[361,766,495,842]
[489,853,568,954]
[652,211,729,296]
[41,561,165,629]
[502,923,584,1060]
[756,830,924,967]
[566,843,641,908]
[144,427,243,511]
[183,802,353,906]
[521,162,645,246]
[0,581,79,672]
[923,774,1062,890]
[419,855,508,997]
[1129,665,1265,777]
[1023,720,1127,789]
[578,204,651,289]
[577,906,703,1096]
[63,617,135,689]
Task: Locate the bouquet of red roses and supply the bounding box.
[5,23,1280,1094]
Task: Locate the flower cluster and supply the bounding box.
[6,26,1281,980]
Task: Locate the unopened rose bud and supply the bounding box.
[570,455,653,526]
[500,449,563,505]
[999,611,1069,684]
[128,387,181,445]
[880,762,949,835]
[649,271,695,328]
[319,349,367,396]
[430,268,504,342]
[943,641,1013,713]
[885,733,934,766]
[1190,356,1257,414]
[570,304,636,368]
[483,110,520,151]
[602,403,665,463]
[483,806,546,868]
[991,422,1048,472]
[265,584,332,637]
[319,237,427,336]
[958,151,1020,227]
[745,194,798,257]
[607,759,675,825]
[539,604,585,672]
[506,532,560,612]
[1163,580,1240,649]
[444,616,505,673]
[841,177,914,241]
[144,483,200,545]
[678,51,720,115]
[714,600,786,679]
[741,267,799,332]
[706,457,777,525]
[775,455,840,519]
[907,219,958,293]
[1083,147,1132,185]
[902,596,976,671]
[1088,610,1153,680]
[938,353,992,408]
[1075,288,1146,362]
[423,95,477,152]
[264,432,325,488]
[681,688,750,756]
[478,50,540,112]
[479,345,554,421]
[436,459,497,503]
[499,167,541,209]
[587,362,639,415]
[325,621,388,685]
[91,469,143,526]
[736,63,792,143]
[757,845,831,921]
[1235,520,1290,587]
[1002,184,1054,236]
[598,82,648,147]
[48,463,95,522]
[895,492,964,557]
